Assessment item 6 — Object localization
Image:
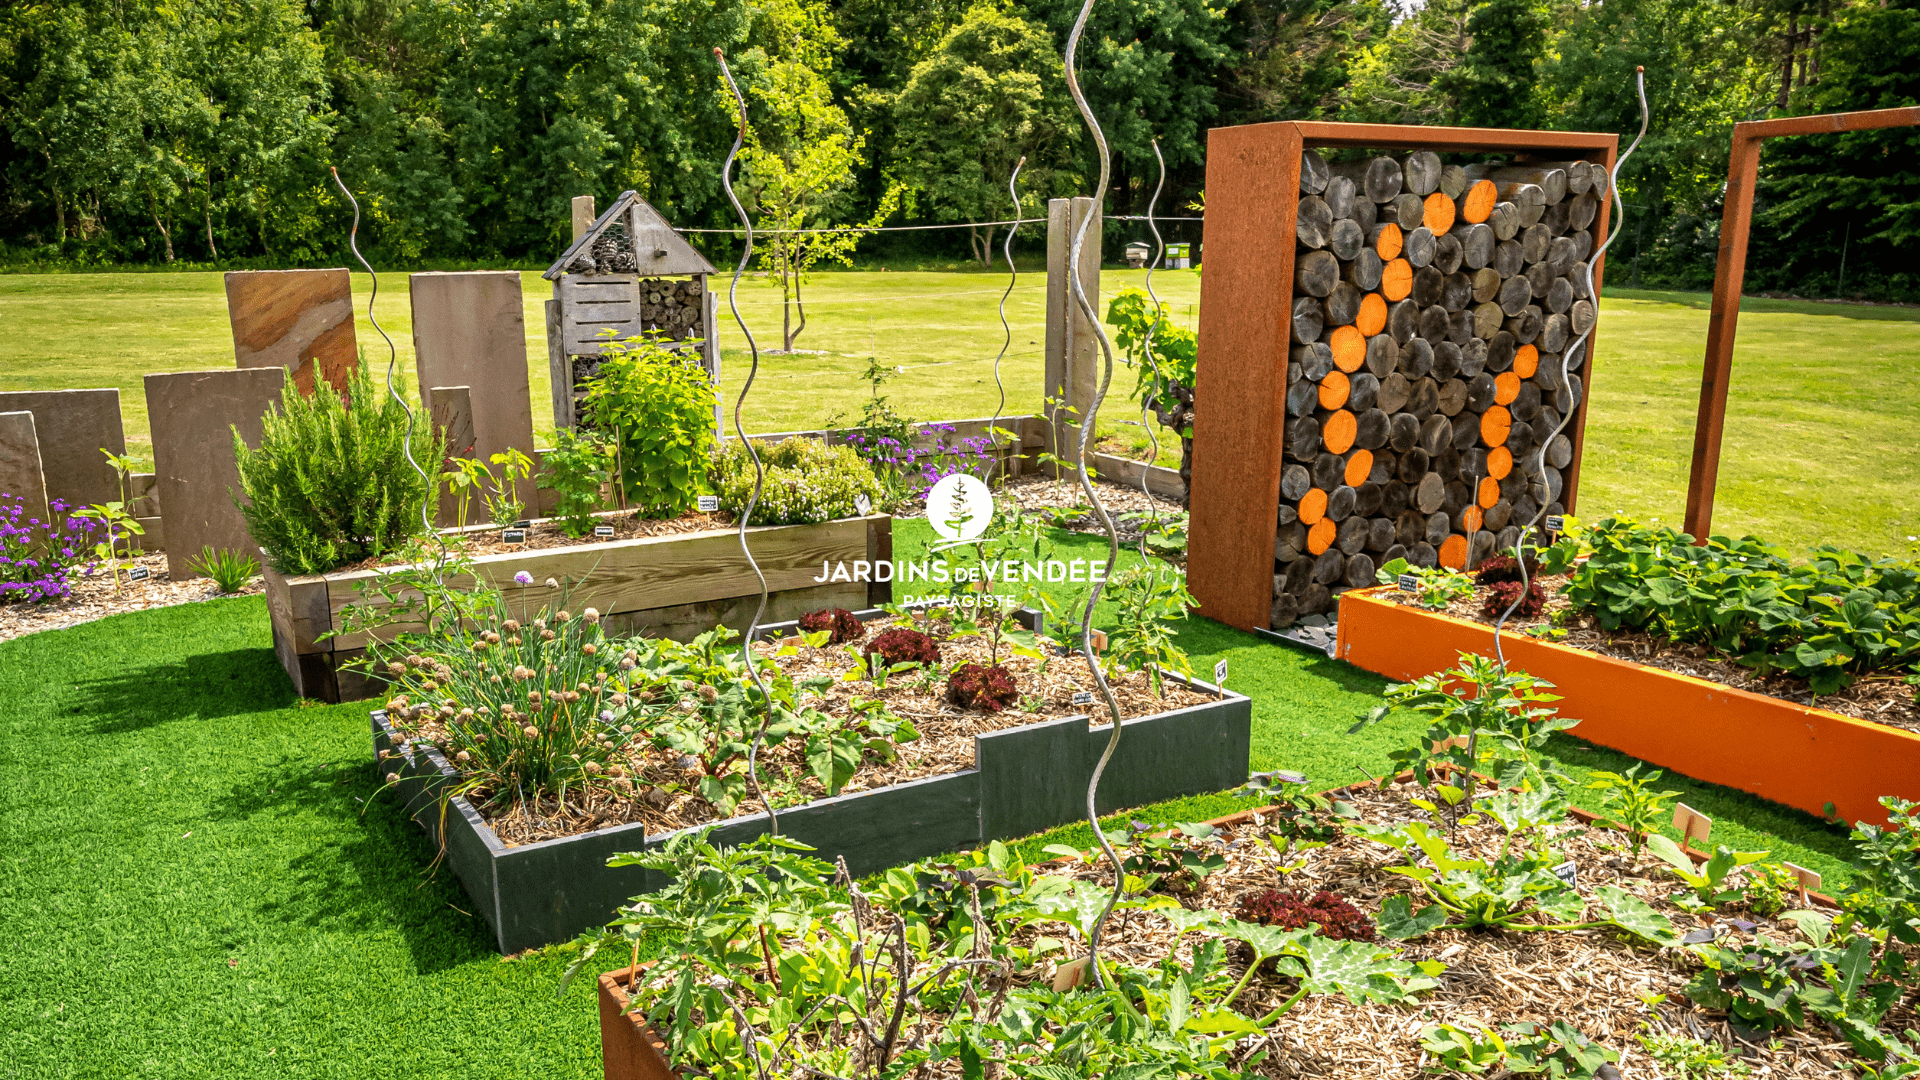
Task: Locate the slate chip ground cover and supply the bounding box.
[0,517,1874,1078]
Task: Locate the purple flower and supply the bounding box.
[514,571,534,585]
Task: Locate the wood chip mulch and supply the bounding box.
[0,551,261,644]
[1380,579,1920,735]
[1028,782,1914,1078]
[456,615,1216,847]
[889,474,1186,547]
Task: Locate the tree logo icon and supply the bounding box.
[927,473,992,545]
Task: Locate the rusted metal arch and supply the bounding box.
[1683,106,1920,542]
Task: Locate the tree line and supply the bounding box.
[1,0,1914,299]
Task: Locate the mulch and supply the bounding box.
[0,551,261,644]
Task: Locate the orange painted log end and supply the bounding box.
[1381,259,1413,302]
[1330,325,1365,373]
[1345,449,1374,488]
[1356,292,1388,336]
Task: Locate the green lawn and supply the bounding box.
[3,269,1910,555]
[0,516,1870,1079]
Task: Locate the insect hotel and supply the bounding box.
[543,190,721,431]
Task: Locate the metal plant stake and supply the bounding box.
[714,49,779,835]
[1061,0,1129,989]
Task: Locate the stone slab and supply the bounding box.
[145,368,286,578]
[429,385,476,528]
[409,272,537,509]
[224,269,358,395]
[0,411,50,522]
[0,389,127,510]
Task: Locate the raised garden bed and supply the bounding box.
[593,774,1893,1080]
[373,654,1249,954]
[1335,585,1920,827]
[266,512,890,702]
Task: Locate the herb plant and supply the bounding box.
[583,330,718,517]
[708,436,884,525]
[233,361,442,574]
[538,428,611,538]
[1420,1021,1621,1078]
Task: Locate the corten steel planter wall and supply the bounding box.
[594,771,1836,1080]
[374,676,1251,954]
[265,514,891,702]
[1186,122,1618,634]
[1334,586,1920,827]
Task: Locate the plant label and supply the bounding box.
[1783,862,1822,905]
[697,495,720,513]
[501,529,527,544]
[1552,860,1578,887]
[1397,573,1419,592]
[1544,514,1565,534]
[594,525,616,539]
[1673,802,1712,845]
[513,519,531,529]
[128,567,151,581]
[1214,658,1229,685]
[1071,691,1093,706]
[1051,957,1090,992]
[854,493,872,516]
[1090,629,1108,652]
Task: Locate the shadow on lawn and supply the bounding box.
[208,752,499,975]
[79,644,296,732]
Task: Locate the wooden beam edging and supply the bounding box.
[1684,106,1920,541]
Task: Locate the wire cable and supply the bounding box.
[714,49,779,836]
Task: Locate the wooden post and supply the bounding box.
[1683,106,1920,542]
[1045,197,1101,474]
[571,195,596,241]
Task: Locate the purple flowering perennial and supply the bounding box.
[0,495,105,604]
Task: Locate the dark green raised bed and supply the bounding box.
[372,666,1251,954]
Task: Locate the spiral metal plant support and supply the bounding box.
[1133,139,1169,559]
[1491,67,1650,676]
[985,159,1026,473]
[329,168,452,592]
[714,49,780,835]
[1061,0,1128,989]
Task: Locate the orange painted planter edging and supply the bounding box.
[1334,587,1920,828]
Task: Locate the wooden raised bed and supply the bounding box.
[264,513,891,702]
[374,672,1250,954]
[1334,586,1920,827]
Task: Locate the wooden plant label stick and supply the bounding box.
[1673,802,1712,845]
[1783,862,1821,906]
[1052,957,1090,992]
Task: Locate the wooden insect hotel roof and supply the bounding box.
[542,191,716,280]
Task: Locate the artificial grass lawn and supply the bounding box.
[0,518,1870,1077]
[3,271,1913,555]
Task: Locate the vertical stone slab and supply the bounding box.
[409,272,537,509]
[429,385,477,528]
[1045,197,1101,473]
[145,368,286,578]
[0,389,126,510]
[224,269,358,395]
[0,411,50,522]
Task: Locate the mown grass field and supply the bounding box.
[0,268,1912,556]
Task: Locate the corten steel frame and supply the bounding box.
[1683,107,1920,542]
[1188,122,1620,633]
